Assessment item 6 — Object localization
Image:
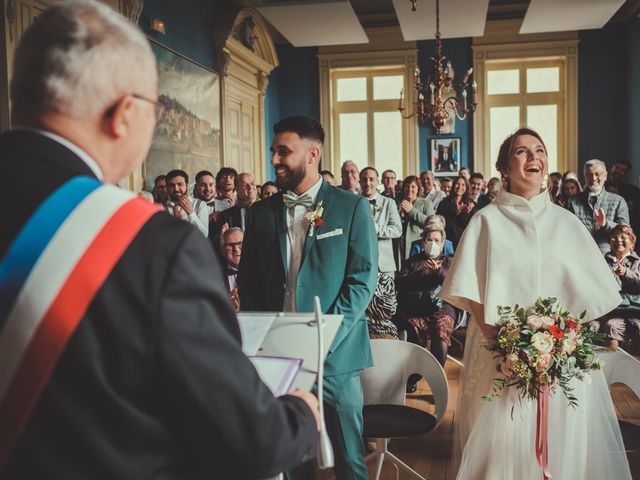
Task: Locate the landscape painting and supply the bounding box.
[145,40,221,190]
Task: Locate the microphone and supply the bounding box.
[313,296,334,469]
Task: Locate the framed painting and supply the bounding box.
[430,137,460,176]
[144,39,221,190]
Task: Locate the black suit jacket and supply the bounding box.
[1,130,316,480]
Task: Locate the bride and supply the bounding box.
[441,128,632,480]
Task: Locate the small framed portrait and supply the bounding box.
[430,138,460,176]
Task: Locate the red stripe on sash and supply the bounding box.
[0,197,159,467]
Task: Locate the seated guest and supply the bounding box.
[591,224,640,350]
[436,176,476,248]
[220,227,244,311]
[340,160,360,193]
[260,180,279,199]
[215,166,237,207]
[211,172,257,247]
[320,169,337,186]
[487,177,502,200]
[469,172,491,209]
[558,177,582,207]
[566,159,629,253]
[396,223,458,367]
[360,167,402,338]
[151,174,169,204]
[165,169,209,236]
[410,214,455,257]
[193,170,231,225]
[396,175,435,267]
[381,169,400,201]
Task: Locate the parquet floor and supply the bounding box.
[359,358,640,480]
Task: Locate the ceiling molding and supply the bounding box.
[520,0,627,34]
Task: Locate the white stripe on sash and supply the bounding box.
[0,185,135,402]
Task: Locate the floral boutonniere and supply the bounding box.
[305,200,324,237]
[373,204,382,214]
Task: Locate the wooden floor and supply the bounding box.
[354,356,640,480]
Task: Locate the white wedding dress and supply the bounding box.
[441,190,633,480]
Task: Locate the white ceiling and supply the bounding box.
[257,0,630,47]
[393,0,490,40]
[257,1,368,47]
[520,0,627,34]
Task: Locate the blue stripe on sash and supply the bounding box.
[0,176,101,329]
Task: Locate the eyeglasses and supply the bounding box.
[224,241,243,250]
[105,93,163,117]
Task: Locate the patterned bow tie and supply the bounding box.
[369,199,376,205]
[283,193,314,209]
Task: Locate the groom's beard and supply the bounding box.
[275,164,306,192]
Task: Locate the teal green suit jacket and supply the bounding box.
[238,181,378,376]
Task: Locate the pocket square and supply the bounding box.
[316,228,343,240]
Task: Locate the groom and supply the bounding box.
[238,116,378,479]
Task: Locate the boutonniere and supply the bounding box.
[305,200,324,237]
[373,204,382,213]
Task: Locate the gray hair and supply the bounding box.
[584,159,607,173]
[425,214,446,229]
[422,217,446,241]
[10,0,156,124]
[222,227,244,244]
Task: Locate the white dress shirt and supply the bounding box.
[165,196,209,237]
[284,176,323,312]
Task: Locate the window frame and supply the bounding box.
[472,38,579,178]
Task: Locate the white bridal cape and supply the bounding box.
[441,190,632,480]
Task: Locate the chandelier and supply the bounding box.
[398,0,478,134]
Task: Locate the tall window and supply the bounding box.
[485,60,564,177]
[331,68,406,178]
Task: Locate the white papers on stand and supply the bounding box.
[249,356,303,397]
[237,313,277,355]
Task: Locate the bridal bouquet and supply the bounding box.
[482,297,604,407]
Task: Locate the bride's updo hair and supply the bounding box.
[495,127,547,191]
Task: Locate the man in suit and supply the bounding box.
[193,169,232,224]
[220,227,243,310]
[567,159,630,253]
[238,116,378,479]
[210,172,257,248]
[1,2,319,478]
[420,170,446,208]
[165,169,209,236]
[340,160,361,193]
[469,172,491,210]
[360,167,402,337]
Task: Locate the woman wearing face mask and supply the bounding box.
[590,224,640,351]
[435,175,476,248]
[396,175,435,267]
[441,128,630,479]
[395,223,458,367]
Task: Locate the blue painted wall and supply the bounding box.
[264,44,319,180]
[628,18,640,180]
[417,38,474,175]
[578,24,629,176]
[139,0,217,70]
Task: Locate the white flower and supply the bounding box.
[531,332,554,354]
[526,315,543,330]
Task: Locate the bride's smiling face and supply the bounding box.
[507,134,547,199]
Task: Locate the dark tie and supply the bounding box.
[589,195,598,208]
[369,199,377,205]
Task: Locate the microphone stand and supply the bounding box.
[314,296,334,469]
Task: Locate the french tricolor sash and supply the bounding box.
[0,176,160,467]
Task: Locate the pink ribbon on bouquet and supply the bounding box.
[535,384,552,479]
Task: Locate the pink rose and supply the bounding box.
[526,315,543,330]
[540,315,555,329]
[536,353,552,372]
